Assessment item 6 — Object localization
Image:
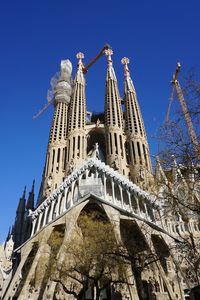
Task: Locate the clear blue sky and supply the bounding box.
[0,0,200,243]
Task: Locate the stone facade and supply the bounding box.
[1,49,200,300]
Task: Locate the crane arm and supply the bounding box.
[172,63,200,157]
[166,84,175,122]
[33,100,53,119]
[174,80,199,147]
[33,45,112,119]
[166,62,181,122]
[82,44,111,74]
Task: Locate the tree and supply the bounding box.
[49,212,133,300]
[154,71,200,298]
[29,211,174,299]
[47,213,166,300]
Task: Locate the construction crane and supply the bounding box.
[82,44,111,74]
[33,101,53,119]
[166,62,200,158]
[33,44,112,120]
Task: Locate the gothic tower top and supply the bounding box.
[37,48,153,204]
[122,57,152,188]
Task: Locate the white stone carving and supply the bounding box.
[30,158,166,238]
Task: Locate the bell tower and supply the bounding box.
[66,52,87,173]
[104,49,128,176]
[122,57,152,188]
[38,60,72,204]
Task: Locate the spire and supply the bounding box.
[26,180,35,211]
[5,227,11,244]
[121,57,146,137]
[23,186,26,199]
[75,52,85,84]
[31,179,35,192]
[104,50,127,176]
[37,59,73,204]
[171,155,187,186]
[66,52,87,172]
[105,49,123,129]
[105,49,117,81]
[68,52,86,133]
[155,156,168,184]
[13,187,26,248]
[49,60,73,143]
[17,186,26,213]
[121,57,136,92]
[54,59,72,105]
[122,58,152,188]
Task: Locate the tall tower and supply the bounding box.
[66,52,87,172]
[38,60,72,203]
[24,180,35,241]
[121,57,152,188]
[26,179,35,211]
[12,187,26,248]
[104,49,127,176]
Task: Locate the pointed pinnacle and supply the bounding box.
[32,179,35,192]
[155,155,161,164]
[105,49,113,65]
[6,226,11,241]
[171,155,177,166]
[76,52,84,60]
[121,57,130,77]
[76,52,84,70]
[22,186,26,199]
[76,52,84,72]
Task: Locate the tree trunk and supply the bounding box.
[94,283,101,300]
[132,265,146,300]
[94,286,97,300]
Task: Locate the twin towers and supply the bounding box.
[38,48,153,205]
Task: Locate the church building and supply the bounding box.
[1,47,199,300]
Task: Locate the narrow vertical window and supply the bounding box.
[110,133,113,155]
[137,142,142,164]
[143,144,148,167]
[131,142,136,164]
[120,135,123,156]
[67,140,70,162]
[114,133,118,154]
[73,137,75,158]
[45,152,50,176]
[63,147,67,170]
[51,150,55,172]
[82,136,85,158]
[125,142,130,164]
[78,136,80,157]
[56,148,60,171]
